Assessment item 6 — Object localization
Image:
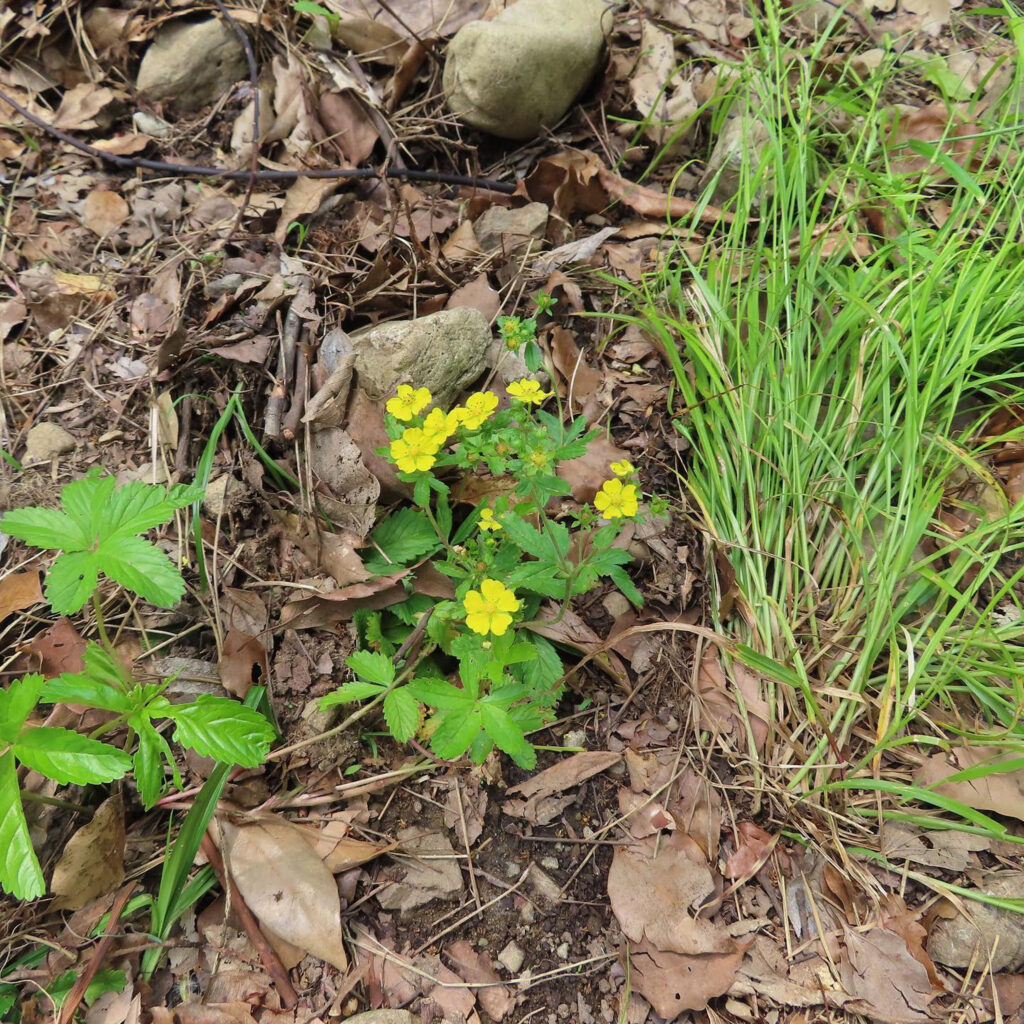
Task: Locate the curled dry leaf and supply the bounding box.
[50,793,125,910]
[839,926,937,1024]
[503,750,620,824]
[549,326,603,417]
[220,817,348,971]
[218,630,269,699]
[278,569,411,631]
[724,822,776,882]
[447,940,515,1022]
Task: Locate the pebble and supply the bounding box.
[556,942,570,959]
[498,940,526,973]
[541,856,559,870]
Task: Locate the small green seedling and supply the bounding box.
[0,470,274,901]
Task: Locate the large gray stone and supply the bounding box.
[927,874,1024,973]
[352,307,490,410]
[443,0,610,140]
[137,18,247,111]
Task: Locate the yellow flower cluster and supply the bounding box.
[450,390,499,429]
[594,478,638,519]
[478,507,501,532]
[386,385,431,421]
[464,578,520,636]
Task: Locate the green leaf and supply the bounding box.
[104,480,200,541]
[383,688,420,742]
[98,534,186,608]
[61,471,117,540]
[346,649,396,686]
[0,751,44,899]
[43,644,133,713]
[518,633,564,701]
[0,674,46,742]
[409,677,473,710]
[367,508,439,569]
[497,515,549,558]
[133,720,170,808]
[430,707,482,760]
[480,704,535,769]
[45,550,100,615]
[503,562,564,598]
[13,727,132,785]
[319,680,387,708]
[609,566,643,607]
[0,506,85,552]
[166,697,273,766]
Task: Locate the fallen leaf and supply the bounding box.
[694,649,769,753]
[839,926,936,1023]
[0,570,43,620]
[275,177,340,244]
[724,822,776,882]
[630,21,697,155]
[333,17,408,64]
[880,822,990,871]
[917,746,1024,823]
[220,817,348,971]
[0,299,27,342]
[549,326,603,416]
[52,83,120,130]
[218,630,268,699]
[279,569,411,631]
[528,604,629,688]
[25,617,87,675]
[557,433,631,503]
[629,935,745,1017]
[50,792,125,910]
[82,189,129,236]
[376,827,464,912]
[447,940,515,1021]
[504,751,620,824]
[308,425,381,538]
[446,273,500,320]
[318,90,379,165]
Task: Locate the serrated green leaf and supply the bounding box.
[61,470,117,540]
[166,697,273,766]
[319,680,387,708]
[497,515,549,558]
[480,704,535,769]
[14,727,131,785]
[408,677,473,710]
[346,649,396,685]
[104,480,198,541]
[0,751,44,899]
[43,645,132,712]
[132,721,170,808]
[430,707,482,760]
[503,562,564,598]
[0,506,85,552]
[45,550,100,615]
[609,565,643,607]
[97,535,185,607]
[0,674,46,742]
[518,633,564,700]
[368,507,439,569]
[383,688,420,742]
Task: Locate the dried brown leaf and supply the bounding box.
[839,926,937,1023]
[503,751,620,823]
[549,326,603,416]
[557,433,631,503]
[218,630,268,699]
[630,936,745,1017]
[50,793,125,910]
[25,617,87,675]
[82,189,129,236]
[447,940,515,1021]
[917,746,1024,822]
[220,818,348,971]
[0,570,43,620]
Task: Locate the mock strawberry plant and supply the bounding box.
[0,469,274,899]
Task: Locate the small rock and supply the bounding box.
[927,874,1024,972]
[541,856,559,871]
[498,940,525,973]
[443,0,610,140]
[563,728,587,749]
[474,203,549,255]
[602,592,631,618]
[136,18,247,112]
[132,111,173,138]
[556,942,570,960]
[527,864,561,902]
[23,422,76,463]
[203,475,247,517]
[352,307,491,411]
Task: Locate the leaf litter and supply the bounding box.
[1,0,1023,1019]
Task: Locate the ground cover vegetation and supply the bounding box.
[3,0,1024,1021]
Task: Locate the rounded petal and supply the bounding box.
[489,612,513,636]
[465,612,492,634]
[464,590,485,614]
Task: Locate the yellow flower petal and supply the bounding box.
[506,378,552,405]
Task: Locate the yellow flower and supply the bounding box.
[478,508,501,532]
[506,379,552,405]
[464,578,521,636]
[421,407,453,445]
[528,451,549,469]
[386,385,432,421]
[594,478,639,519]
[459,391,499,429]
[610,460,635,477]
[390,427,439,473]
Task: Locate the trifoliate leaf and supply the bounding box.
[97,535,185,608]
[0,507,85,552]
[345,649,396,686]
[45,550,100,615]
[0,752,43,899]
[319,680,387,708]
[13,728,132,785]
[166,696,273,766]
[383,688,420,742]
[480,704,535,769]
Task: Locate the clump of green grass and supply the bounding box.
[619,2,1024,845]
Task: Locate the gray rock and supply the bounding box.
[23,422,76,463]
[443,0,610,140]
[498,940,525,973]
[474,203,549,254]
[927,874,1024,972]
[137,18,247,111]
[352,307,491,410]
